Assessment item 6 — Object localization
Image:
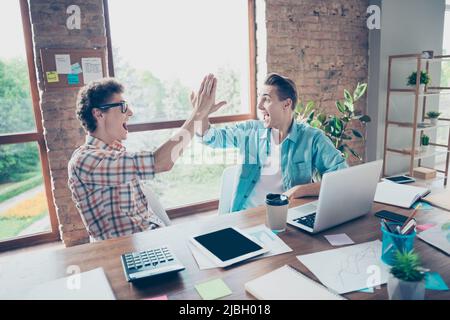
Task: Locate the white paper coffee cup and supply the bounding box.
[265,193,289,232]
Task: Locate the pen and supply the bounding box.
[402,204,421,229]
[383,219,416,255]
[381,219,393,233]
[400,219,417,235]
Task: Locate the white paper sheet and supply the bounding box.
[24,267,115,300]
[188,241,217,270]
[324,233,355,246]
[189,224,292,270]
[418,222,450,255]
[297,240,389,294]
[55,54,71,74]
[81,57,103,84]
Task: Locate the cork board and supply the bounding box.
[40,48,107,90]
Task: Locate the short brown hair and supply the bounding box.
[264,73,298,110]
[76,78,124,132]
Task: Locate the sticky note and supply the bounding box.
[358,287,374,293]
[425,272,449,291]
[67,73,79,85]
[324,233,355,246]
[142,295,168,300]
[417,223,436,231]
[413,201,434,211]
[195,278,232,300]
[71,62,82,74]
[46,71,59,83]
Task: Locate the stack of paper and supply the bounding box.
[188,224,292,269]
[374,181,430,208]
[245,265,345,300]
[24,267,115,300]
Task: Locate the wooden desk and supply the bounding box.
[1,199,449,300]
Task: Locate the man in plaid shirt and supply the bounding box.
[68,75,225,241]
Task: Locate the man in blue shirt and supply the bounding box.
[195,73,348,213]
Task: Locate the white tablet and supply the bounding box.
[189,227,269,267]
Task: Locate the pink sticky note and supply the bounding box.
[417,224,435,231]
[143,295,168,300]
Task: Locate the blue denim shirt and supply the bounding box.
[199,120,348,212]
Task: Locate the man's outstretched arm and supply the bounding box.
[153,74,226,173]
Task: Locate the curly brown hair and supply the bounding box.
[76,78,124,132]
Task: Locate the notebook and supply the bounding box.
[24,267,116,300]
[374,181,430,208]
[244,265,345,300]
[423,189,450,211]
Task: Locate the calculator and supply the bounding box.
[120,245,185,282]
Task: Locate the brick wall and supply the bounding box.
[29,0,370,247]
[29,0,107,246]
[262,0,370,165]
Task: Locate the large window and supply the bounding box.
[105,0,256,215]
[0,1,58,250]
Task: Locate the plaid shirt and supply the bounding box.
[68,136,163,241]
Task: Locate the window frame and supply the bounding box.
[0,0,60,252]
[104,0,257,217]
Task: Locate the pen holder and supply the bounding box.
[381,223,416,266]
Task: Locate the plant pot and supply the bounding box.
[387,275,425,300]
[419,84,426,93]
[430,118,438,126]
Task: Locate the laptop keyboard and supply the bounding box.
[294,212,316,228]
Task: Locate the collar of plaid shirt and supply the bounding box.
[86,135,125,152]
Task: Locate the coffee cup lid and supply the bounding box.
[265,193,289,206]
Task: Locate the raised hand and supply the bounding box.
[190,74,227,118]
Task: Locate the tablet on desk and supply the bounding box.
[189,227,269,267]
[383,175,415,184]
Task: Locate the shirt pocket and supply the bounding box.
[117,184,133,212]
[291,161,313,184]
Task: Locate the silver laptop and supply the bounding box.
[287,160,383,234]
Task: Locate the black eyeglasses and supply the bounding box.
[96,100,129,113]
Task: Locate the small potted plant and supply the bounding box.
[426,111,441,125]
[407,71,431,92]
[421,134,430,152]
[387,250,426,300]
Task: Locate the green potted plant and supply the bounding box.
[421,134,430,152]
[295,83,370,161]
[426,111,441,126]
[407,71,431,92]
[387,250,426,300]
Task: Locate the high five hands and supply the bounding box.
[190,74,227,119]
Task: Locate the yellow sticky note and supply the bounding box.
[195,278,232,300]
[46,71,59,83]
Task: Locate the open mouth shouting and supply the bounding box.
[122,122,128,132]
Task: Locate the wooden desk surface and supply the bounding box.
[1,198,449,300]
